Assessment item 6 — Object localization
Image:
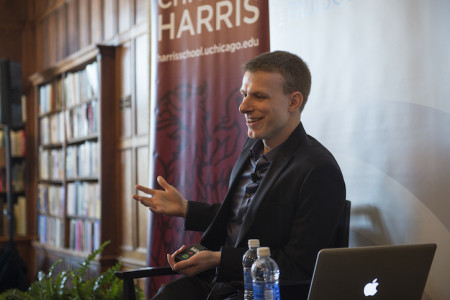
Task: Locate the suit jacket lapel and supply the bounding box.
[227,139,255,189]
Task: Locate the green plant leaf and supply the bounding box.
[0,241,141,300]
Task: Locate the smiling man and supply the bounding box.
[239,65,303,152]
[134,51,346,300]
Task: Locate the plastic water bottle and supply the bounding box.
[243,239,260,300]
[251,247,280,300]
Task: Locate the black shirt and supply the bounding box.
[225,140,279,246]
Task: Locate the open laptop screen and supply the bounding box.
[307,243,436,300]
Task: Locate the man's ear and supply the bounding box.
[289,92,303,112]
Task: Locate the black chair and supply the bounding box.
[115,200,351,300]
[333,199,351,248]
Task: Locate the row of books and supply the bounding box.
[69,218,100,253]
[64,61,99,108]
[40,100,98,146]
[38,215,101,252]
[38,61,99,115]
[39,148,64,180]
[0,129,26,158]
[38,184,65,216]
[39,78,64,114]
[0,196,26,237]
[38,214,64,248]
[11,129,26,157]
[66,182,100,218]
[66,141,99,178]
[40,112,65,145]
[0,160,26,192]
[65,100,99,140]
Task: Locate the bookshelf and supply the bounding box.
[0,127,26,237]
[29,45,117,274]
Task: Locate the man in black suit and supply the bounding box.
[134,51,346,299]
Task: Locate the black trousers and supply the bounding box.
[151,269,242,300]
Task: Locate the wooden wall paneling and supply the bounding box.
[25,0,36,21]
[103,0,117,42]
[118,43,132,138]
[0,0,26,21]
[135,0,147,25]
[34,20,43,69]
[22,14,37,85]
[119,148,133,251]
[39,20,46,71]
[0,0,26,62]
[136,146,148,254]
[134,33,149,136]
[117,41,134,256]
[118,0,131,34]
[34,0,47,17]
[78,0,90,49]
[55,6,66,62]
[90,0,103,44]
[66,0,79,55]
[115,26,151,268]
[32,0,68,68]
[43,18,50,68]
[35,21,42,77]
[54,6,62,62]
[129,34,138,258]
[0,27,22,62]
[34,0,65,24]
[47,0,59,10]
[47,13,56,66]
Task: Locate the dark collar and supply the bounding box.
[249,140,278,162]
[247,122,308,161]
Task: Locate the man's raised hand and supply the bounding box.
[133,176,188,218]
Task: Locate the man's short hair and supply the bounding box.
[242,51,312,111]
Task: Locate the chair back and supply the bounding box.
[332,200,351,248]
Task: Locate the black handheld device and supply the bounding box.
[175,244,208,262]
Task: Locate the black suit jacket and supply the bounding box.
[185,123,346,285]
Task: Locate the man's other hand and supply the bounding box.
[167,245,221,277]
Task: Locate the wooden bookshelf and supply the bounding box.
[0,127,27,237]
[29,45,117,275]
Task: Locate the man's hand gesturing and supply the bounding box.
[133,176,188,218]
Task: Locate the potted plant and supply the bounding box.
[0,241,143,300]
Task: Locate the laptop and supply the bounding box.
[307,243,436,300]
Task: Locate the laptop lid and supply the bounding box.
[307,243,436,300]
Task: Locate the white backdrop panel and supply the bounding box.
[269,0,450,299]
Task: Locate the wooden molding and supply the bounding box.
[29,44,99,85]
[35,0,66,22]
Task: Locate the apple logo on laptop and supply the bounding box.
[364,278,379,296]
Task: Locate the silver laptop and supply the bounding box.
[307,243,436,300]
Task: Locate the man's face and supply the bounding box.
[239,71,297,151]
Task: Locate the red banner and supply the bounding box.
[148,0,269,295]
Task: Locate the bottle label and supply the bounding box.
[244,270,253,291]
[253,281,280,300]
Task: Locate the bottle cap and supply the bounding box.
[257,247,270,257]
[248,239,260,248]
